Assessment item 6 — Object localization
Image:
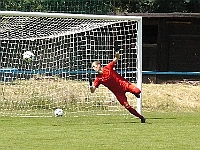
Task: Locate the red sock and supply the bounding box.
[126,107,143,119]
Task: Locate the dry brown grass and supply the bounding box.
[0,78,200,112]
[141,83,200,112]
[0,78,113,112]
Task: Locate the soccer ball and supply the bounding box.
[22,51,35,63]
[54,108,63,117]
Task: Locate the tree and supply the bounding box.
[0,0,113,14]
[153,0,188,13]
[113,0,196,13]
[0,0,199,13]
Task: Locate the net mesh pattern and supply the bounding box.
[0,14,139,116]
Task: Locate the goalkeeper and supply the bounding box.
[89,42,146,123]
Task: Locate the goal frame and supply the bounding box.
[0,11,143,115]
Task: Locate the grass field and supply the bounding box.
[0,111,200,150]
[0,83,200,150]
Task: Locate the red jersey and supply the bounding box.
[93,61,130,94]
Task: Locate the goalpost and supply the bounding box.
[0,11,142,117]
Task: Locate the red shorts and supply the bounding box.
[114,84,141,106]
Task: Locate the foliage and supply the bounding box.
[114,0,200,13]
[0,0,200,14]
[0,0,113,14]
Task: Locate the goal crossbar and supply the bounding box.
[0,11,142,21]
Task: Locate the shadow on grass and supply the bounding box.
[103,118,145,124]
[139,117,177,124]
[105,117,177,124]
[147,117,176,120]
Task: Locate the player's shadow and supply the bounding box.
[103,117,177,124]
[147,117,177,120]
[102,120,144,124]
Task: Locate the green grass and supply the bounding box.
[0,111,200,150]
[0,82,200,149]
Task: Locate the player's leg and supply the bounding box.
[115,94,145,123]
[126,84,141,98]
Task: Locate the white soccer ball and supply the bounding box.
[54,108,63,117]
[22,51,35,63]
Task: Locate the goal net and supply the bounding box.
[0,11,142,117]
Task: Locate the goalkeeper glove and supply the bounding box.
[114,41,121,53]
[89,74,92,86]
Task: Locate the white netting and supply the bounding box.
[0,12,141,116]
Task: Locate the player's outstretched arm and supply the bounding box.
[90,86,96,93]
[113,41,120,63]
[113,52,120,64]
[89,75,96,93]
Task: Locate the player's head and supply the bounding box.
[91,61,102,74]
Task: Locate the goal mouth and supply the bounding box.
[0,11,142,116]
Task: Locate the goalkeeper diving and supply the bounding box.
[89,41,146,123]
